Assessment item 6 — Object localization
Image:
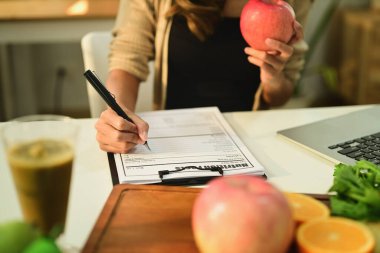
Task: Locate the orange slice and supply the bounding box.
[284,192,330,225]
[296,217,375,253]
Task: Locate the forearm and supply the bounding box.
[262,74,294,107]
[106,69,140,112]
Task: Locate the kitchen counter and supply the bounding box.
[0,0,118,20]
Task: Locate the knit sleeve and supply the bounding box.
[108,0,156,82]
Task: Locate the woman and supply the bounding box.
[95,0,312,153]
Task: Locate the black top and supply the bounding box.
[166,15,261,112]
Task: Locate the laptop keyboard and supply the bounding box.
[328,132,380,165]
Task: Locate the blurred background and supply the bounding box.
[0,0,378,121]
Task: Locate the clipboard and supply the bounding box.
[106,107,266,186]
[107,152,245,186]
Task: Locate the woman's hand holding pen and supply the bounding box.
[95,106,149,153]
[244,20,304,106]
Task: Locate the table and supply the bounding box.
[0,105,370,251]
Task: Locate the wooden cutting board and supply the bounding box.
[81,184,330,253]
[81,184,201,253]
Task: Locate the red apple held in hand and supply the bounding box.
[240,0,295,51]
[192,175,294,253]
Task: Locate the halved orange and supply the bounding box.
[297,217,375,253]
[284,192,330,225]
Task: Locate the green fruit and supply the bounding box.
[0,220,40,253]
[23,237,61,253]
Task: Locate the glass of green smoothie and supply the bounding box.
[1,115,78,235]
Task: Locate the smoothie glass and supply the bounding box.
[1,115,78,235]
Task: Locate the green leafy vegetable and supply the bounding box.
[329,160,380,221]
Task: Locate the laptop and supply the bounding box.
[277,106,380,165]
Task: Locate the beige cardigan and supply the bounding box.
[109,0,312,110]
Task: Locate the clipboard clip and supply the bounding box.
[158,166,224,186]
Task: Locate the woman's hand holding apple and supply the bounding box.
[244,21,304,106]
[240,0,304,106]
[244,38,294,84]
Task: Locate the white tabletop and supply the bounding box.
[0,104,370,251]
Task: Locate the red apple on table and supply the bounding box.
[192,175,294,253]
[240,0,296,51]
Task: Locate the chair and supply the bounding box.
[81,31,154,118]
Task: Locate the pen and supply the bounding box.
[83,69,151,151]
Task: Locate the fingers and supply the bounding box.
[245,45,288,74]
[116,103,149,142]
[265,39,294,60]
[289,21,304,45]
[101,108,137,133]
[246,51,284,71]
[125,110,149,142]
[96,131,140,153]
[95,107,149,153]
[244,37,296,83]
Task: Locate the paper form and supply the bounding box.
[113,107,264,184]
